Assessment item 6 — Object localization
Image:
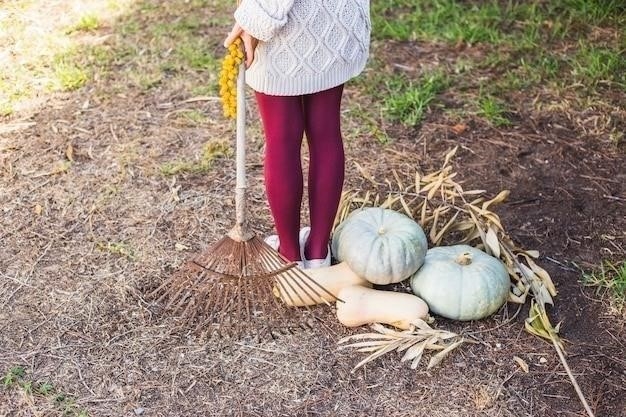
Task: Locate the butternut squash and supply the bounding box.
[336,286,429,330]
[273,262,372,307]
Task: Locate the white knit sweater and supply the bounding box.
[234,0,371,96]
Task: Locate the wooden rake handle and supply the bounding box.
[228,61,253,242]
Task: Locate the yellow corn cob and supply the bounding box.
[218,38,244,119]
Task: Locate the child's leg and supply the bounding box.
[302,84,345,260]
[255,91,305,261]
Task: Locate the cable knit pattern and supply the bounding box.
[234,0,371,96]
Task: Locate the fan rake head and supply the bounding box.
[150,234,338,340]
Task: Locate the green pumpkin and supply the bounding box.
[409,245,510,321]
[332,207,428,285]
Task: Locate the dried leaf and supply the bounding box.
[410,319,433,331]
[393,169,404,190]
[343,340,398,350]
[467,209,487,246]
[523,250,540,258]
[337,333,399,344]
[429,208,440,243]
[427,339,464,369]
[432,211,460,245]
[482,190,510,210]
[519,263,554,306]
[523,255,557,297]
[450,124,467,135]
[370,323,402,336]
[351,340,400,371]
[462,189,487,196]
[448,220,476,233]
[427,178,444,200]
[443,146,459,167]
[508,292,527,304]
[399,195,412,218]
[340,321,463,372]
[401,340,427,363]
[66,143,74,162]
[524,301,562,349]
[354,161,376,184]
[485,226,501,258]
[419,198,428,226]
[421,170,443,183]
[513,356,529,373]
[415,171,421,194]
[381,194,400,209]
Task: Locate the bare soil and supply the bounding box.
[1,3,625,417]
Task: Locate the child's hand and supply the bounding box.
[224,23,258,68]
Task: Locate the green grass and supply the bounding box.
[2,367,89,416]
[97,241,136,260]
[66,14,101,34]
[582,260,626,314]
[357,1,624,138]
[2,366,26,388]
[371,0,504,43]
[570,43,626,88]
[2,0,624,148]
[0,0,227,115]
[160,139,232,176]
[383,71,448,126]
[52,53,90,91]
[476,94,511,127]
[371,0,625,44]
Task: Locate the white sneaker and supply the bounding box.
[264,234,280,251]
[264,234,304,269]
[299,227,331,269]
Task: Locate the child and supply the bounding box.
[224,0,371,268]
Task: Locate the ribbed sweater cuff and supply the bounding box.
[246,59,368,96]
[234,0,287,42]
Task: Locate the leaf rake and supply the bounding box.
[150,62,338,339]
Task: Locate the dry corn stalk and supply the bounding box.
[336,146,594,417]
[338,320,463,371]
[335,146,557,314]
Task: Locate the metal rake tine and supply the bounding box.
[284,268,332,306]
[232,275,247,340]
[274,274,302,308]
[275,269,318,307]
[290,266,340,304]
[193,237,228,267]
[250,239,296,277]
[256,285,281,339]
[150,272,191,303]
[165,281,194,313]
[241,267,277,335]
[260,246,334,306]
[148,278,173,301]
[203,279,222,317]
[179,294,197,319]
[198,280,220,318]
[197,280,227,323]
[254,247,309,305]
[254,238,338,303]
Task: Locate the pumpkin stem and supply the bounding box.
[377,227,386,235]
[456,252,472,265]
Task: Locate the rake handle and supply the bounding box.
[229,61,253,242]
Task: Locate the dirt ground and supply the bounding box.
[1,3,625,417]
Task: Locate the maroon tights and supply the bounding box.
[255,84,345,261]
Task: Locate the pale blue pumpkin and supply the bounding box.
[332,207,428,285]
[410,245,510,321]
